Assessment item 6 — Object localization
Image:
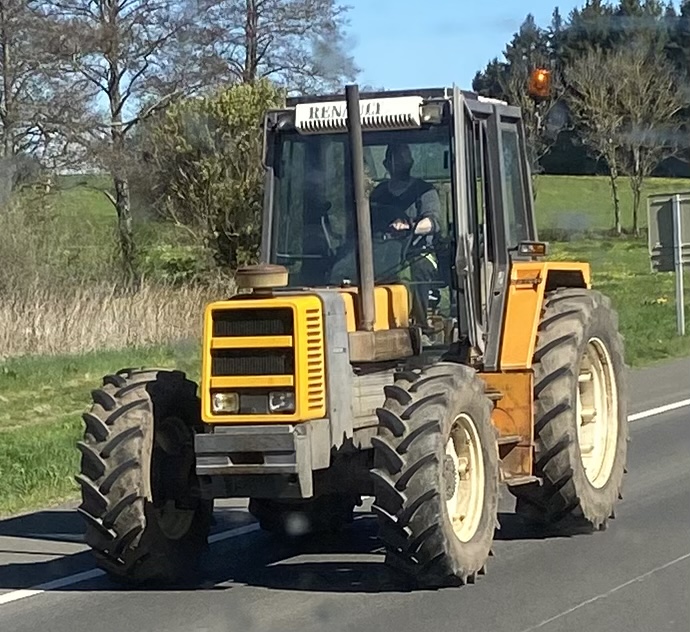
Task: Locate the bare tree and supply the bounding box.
[197,0,358,94]
[36,0,205,281]
[616,44,684,236]
[565,47,626,235]
[0,0,85,189]
[565,43,683,236]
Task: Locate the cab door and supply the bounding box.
[483,105,537,371]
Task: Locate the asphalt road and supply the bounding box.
[0,359,689,632]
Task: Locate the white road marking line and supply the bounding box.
[0,522,260,608]
[0,569,104,606]
[519,551,690,632]
[628,398,690,422]
[22,534,84,543]
[208,522,260,544]
[0,396,687,609]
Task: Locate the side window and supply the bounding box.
[466,119,493,326]
[500,127,529,249]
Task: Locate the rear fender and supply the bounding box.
[498,261,590,371]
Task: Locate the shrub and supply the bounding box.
[138,80,285,272]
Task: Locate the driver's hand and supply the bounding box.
[390,219,410,231]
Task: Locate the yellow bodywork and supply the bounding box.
[201,284,411,424]
[339,284,410,332]
[499,261,590,371]
[484,259,590,480]
[480,370,534,478]
[201,294,326,424]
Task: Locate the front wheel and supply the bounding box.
[76,368,212,585]
[371,363,499,588]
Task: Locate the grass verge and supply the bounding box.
[0,344,199,517]
[535,175,690,234]
[0,282,216,358]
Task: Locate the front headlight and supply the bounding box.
[212,392,239,414]
[268,391,295,413]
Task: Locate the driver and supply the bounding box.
[369,143,442,327]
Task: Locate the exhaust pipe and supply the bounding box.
[345,84,375,332]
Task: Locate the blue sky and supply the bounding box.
[346,0,582,90]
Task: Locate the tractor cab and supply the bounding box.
[260,86,539,366]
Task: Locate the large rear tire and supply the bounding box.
[76,368,212,586]
[511,288,628,531]
[371,363,499,588]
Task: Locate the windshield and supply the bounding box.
[270,126,454,290]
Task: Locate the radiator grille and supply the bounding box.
[211,349,294,376]
[212,308,293,337]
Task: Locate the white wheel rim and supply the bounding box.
[444,413,485,543]
[576,337,619,488]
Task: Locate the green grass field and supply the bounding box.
[550,239,690,366]
[0,173,689,517]
[534,175,690,234]
[51,174,195,275]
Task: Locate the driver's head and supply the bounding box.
[383,143,413,180]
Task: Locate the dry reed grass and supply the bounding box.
[0,281,230,358]
[0,190,241,359]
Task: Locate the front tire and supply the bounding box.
[371,363,499,588]
[511,288,628,531]
[76,368,212,586]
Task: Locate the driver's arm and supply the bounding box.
[414,188,442,235]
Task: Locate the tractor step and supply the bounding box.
[497,434,522,446]
[504,475,541,487]
[485,389,503,402]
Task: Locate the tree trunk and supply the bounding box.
[243,0,258,83]
[631,182,641,238]
[608,167,621,236]
[113,174,136,282]
[632,147,641,237]
[103,13,137,285]
[0,3,14,159]
[109,122,137,282]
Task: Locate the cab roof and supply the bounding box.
[285,87,481,107]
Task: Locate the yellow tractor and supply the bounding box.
[76,79,628,588]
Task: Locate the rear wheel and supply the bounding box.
[371,363,499,588]
[76,368,212,585]
[511,288,628,531]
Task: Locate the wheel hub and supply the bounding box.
[443,455,457,501]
